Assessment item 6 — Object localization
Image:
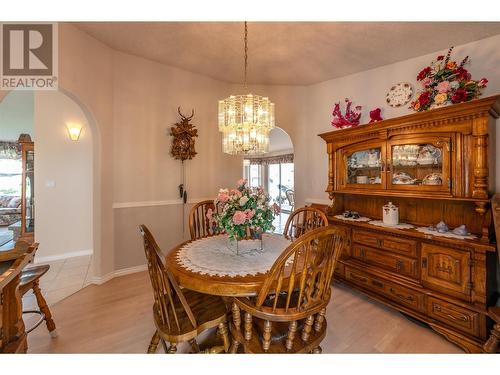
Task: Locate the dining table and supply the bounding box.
[166,232,293,297]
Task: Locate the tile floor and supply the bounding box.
[22,254,93,310]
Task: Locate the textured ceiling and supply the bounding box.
[75,22,500,85]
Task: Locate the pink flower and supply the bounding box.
[245,209,255,219]
[436,81,451,93]
[232,211,247,225]
[237,178,247,187]
[478,78,488,87]
[272,203,280,215]
[420,77,432,88]
[230,189,242,197]
[217,193,229,203]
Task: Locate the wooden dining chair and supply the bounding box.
[283,206,329,241]
[189,200,217,240]
[229,225,348,353]
[18,242,57,337]
[139,224,230,354]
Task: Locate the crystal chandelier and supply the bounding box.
[218,22,275,155]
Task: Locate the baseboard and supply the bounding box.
[34,249,93,264]
[89,264,148,285]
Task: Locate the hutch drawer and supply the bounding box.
[352,229,417,257]
[351,244,419,279]
[345,266,424,312]
[427,297,480,337]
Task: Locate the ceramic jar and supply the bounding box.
[383,201,399,226]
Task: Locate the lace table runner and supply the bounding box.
[334,215,371,222]
[368,220,415,229]
[415,227,477,240]
[176,233,292,278]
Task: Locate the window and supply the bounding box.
[0,158,22,196]
[243,160,262,188]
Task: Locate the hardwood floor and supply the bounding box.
[26,271,462,353]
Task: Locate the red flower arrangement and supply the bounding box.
[331,98,362,129]
[410,47,488,112]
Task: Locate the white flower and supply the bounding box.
[450,81,460,89]
[239,196,249,206]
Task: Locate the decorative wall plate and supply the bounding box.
[386,82,413,108]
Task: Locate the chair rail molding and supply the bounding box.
[112,198,215,209]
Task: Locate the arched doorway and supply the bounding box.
[0,88,97,306]
[243,127,294,233]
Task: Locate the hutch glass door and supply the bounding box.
[388,136,451,193]
[342,142,386,190]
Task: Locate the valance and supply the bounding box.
[246,153,293,165]
[0,141,21,160]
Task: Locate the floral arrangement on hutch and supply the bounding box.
[411,47,488,112]
[209,179,279,250]
[331,98,362,128]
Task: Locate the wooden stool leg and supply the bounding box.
[218,322,230,352]
[314,308,326,332]
[229,302,241,353]
[301,315,314,342]
[147,330,160,353]
[312,346,322,354]
[286,320,297,352]
[483,323,500,353]
[168,343,177,354]
[32,280,57,337]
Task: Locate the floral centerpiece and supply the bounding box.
[411,47,488,112]
[209,179,279,245]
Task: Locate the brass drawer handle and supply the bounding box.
[396,260,404,272]
[389,288,414,302]
[433,305,469,322]
[350,273,368,283]
[372,280,384,288]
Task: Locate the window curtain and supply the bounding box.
[0,141,21,160]
[246,153,293,166]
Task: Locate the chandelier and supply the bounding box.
[218,22,275,155]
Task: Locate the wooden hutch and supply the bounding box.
[319,95,500,353]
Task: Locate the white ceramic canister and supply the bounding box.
[382,201,399,226]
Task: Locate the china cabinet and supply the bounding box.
[18,134,34,243]
[319,95,500,353]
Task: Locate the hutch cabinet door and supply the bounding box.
[339,141,386,191]
[387,135,452,194]
[421,243,471,301]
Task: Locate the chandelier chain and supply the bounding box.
[244,21,248,90]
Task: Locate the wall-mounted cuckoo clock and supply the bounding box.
[170,107,198,161]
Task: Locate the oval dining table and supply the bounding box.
[166,233,293,297]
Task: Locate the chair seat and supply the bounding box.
[154,289,227,342]
[19,264,50,295]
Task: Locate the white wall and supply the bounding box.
[301,34,500,204]
[34,91,93,259]
[0,90,34,141]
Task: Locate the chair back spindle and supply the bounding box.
[283,207,328,241]
[189,200,216,240]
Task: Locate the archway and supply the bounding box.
[0,88,99,305]
[243,126,294,233]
